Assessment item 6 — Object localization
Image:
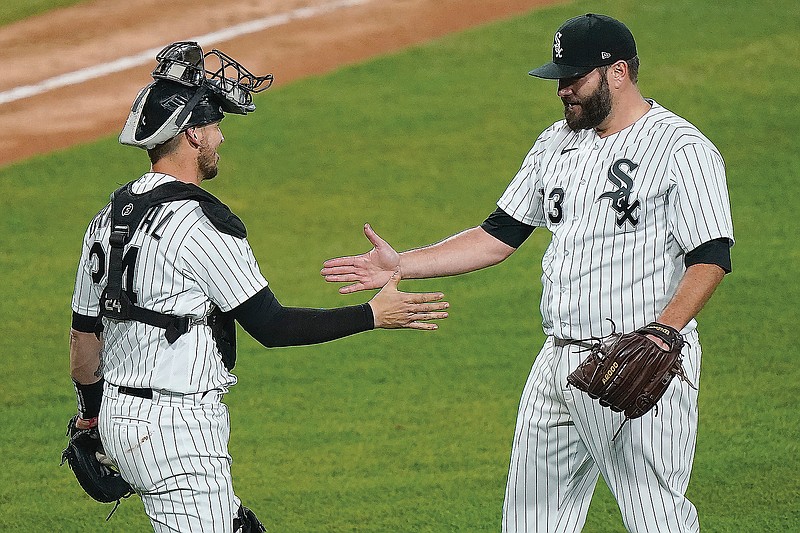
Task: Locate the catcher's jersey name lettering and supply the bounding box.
[87,204,174,242]
[88,208,111,235]
[139,205,175,241]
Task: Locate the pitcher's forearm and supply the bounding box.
[400,227,516,279]
[657,263,726,330]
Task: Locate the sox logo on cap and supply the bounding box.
[554,32,564,58]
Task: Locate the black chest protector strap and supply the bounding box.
[99,180,245,368]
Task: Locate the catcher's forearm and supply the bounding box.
[657,263,726,330]
[70,329,103,384]
[70,329,105,420]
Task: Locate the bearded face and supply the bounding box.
[197,138,219,181]
[562,69,613,131]
[195,123,223,181]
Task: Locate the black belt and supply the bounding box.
[553,338,596,350]
[118,386,153,399]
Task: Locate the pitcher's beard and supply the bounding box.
[564,74,612,131]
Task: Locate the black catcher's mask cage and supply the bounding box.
[203,49,273,115]
[120,41,273,149]
[151,41,206,87]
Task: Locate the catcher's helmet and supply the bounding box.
[120,41,273,150]
[119,80,225,150]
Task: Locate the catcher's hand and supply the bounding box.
[61,415,133,505]
[566,322,695,438]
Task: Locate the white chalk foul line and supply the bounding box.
[0,0,369,106]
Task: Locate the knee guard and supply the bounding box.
[234,505,266,533]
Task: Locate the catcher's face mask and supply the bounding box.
[120,41,273,149]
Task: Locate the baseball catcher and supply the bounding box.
[66,38,447,532]
[63,40,272,526]
[567,321,696,439]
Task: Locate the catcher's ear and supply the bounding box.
[185,128,201,148]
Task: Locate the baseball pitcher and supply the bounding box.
[321,14,734,533]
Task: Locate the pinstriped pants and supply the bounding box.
[502,333,701,533]
[99,385,241,532]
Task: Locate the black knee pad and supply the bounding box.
[234,505,266,532]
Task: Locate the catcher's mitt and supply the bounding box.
[566,322,696,439]
[61,416,133,510]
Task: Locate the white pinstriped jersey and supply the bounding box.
[498,100,734,340]
[72,173,268,393]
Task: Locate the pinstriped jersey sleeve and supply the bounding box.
[669,141,735,253]
[71,204,110,317]
[181,221,269,312]
[497,130,550,227]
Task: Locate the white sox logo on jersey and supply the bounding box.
[598,158,640,227]
[553,32,563,58]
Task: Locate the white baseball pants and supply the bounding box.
[502,332,702,533]
[99,385,241,532]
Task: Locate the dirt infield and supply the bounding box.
[0,0,564,168]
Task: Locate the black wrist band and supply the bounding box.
[73,378,104,419]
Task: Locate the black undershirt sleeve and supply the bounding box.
[230,287,375,348]
[72,312,99,333]
[480,207,535,248]
[684,238,733,273]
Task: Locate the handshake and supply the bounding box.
[323,223,450,331]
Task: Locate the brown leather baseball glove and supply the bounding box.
[567,322,696,439]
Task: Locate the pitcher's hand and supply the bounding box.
[368,270,448,330]
[321,224,400,294]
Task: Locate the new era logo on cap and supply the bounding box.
[530,14,637,80]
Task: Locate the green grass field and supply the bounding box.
[0,0,86,25]
[1,0,799,530]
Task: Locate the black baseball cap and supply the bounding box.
[529,14,637,79]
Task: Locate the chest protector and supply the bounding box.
[99,180,246,370]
